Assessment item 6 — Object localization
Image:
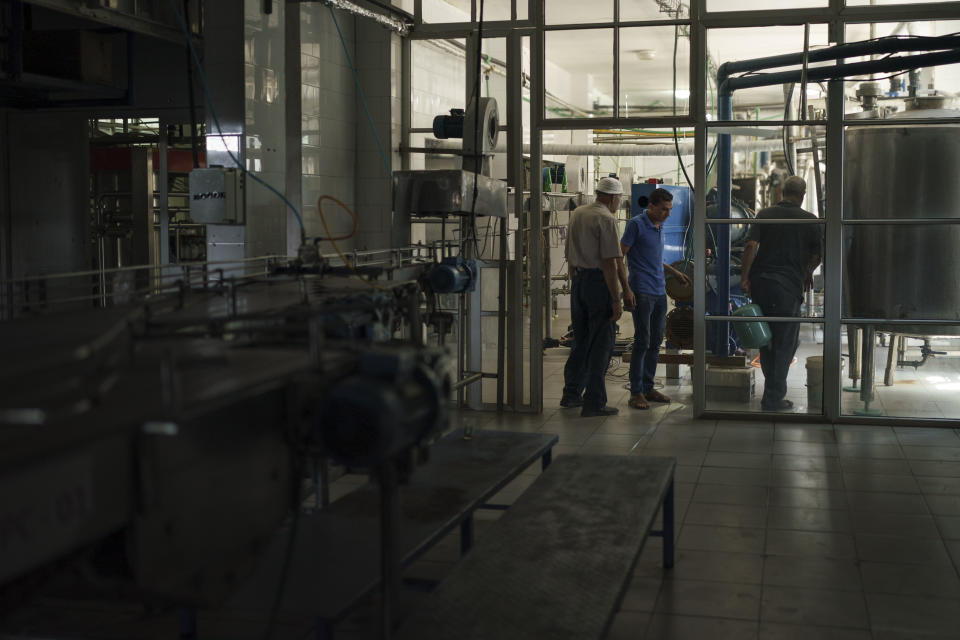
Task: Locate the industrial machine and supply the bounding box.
[0,259,450,623]
[393,97,507,220]
[393,97,509,410]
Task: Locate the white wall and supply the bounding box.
[300,6,358,253]
[7,112,90,278]
[354,22,403,251]
[243,0,288,258]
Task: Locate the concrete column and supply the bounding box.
[354,21,400,251]
[8,112,89,278]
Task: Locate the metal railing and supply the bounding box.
[0,246,433,320]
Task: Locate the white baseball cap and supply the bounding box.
[596,176,624,195]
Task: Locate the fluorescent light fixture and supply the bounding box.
[674,89,690,99]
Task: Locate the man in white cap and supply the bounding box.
[560,176,633,417]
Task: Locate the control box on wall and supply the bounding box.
[189,168,245,225]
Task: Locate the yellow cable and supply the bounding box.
[316,195,382,290]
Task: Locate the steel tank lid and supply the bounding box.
[889,107,960,120]
[846,108,960,133]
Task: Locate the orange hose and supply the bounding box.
[316,195,381,290]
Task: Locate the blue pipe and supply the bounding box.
[715,91,733,355]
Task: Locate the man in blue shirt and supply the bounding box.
[620,188,690,410]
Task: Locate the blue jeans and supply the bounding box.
[562,269,615,411]
[629,293,667,395]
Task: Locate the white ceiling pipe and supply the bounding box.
[320,0,410,35]
[424,138,788,157]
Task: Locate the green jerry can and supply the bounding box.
[731,303,772,349]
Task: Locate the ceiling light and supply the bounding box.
[674,89,690,99]
[632,49,656,61]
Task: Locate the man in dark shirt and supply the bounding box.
[740,176,822,412]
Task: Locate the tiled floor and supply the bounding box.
[14,332,959,639]
[541,312,960,419]
[419,344,960,639]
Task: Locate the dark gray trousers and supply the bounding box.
[750,276,801,407]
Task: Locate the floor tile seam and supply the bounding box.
[765,525,853,535]
[937,535,960,581]
[757,579,866,596]
[663,572,763,587]
[650,573,764,599]
[859,585,960,598]
[851,554,957,568]
[916,492,941,518]
[644,609,764,626]
[758,609,872,631]
[862,591,960,606]
[642,607,762,640]
[758,552,769,626]
[677,522,766,534]
[761,580,864,594]
[846,487,934,500]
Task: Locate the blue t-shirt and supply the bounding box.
[621,212,665,296]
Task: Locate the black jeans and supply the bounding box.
[629,293,667,395]
[750,276,801,407]
[562,269,615,411]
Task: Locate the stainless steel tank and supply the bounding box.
[844,108,960,334]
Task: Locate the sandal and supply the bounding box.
[628,393,650,410]
[645,389,671,404]
[761,398,794,412]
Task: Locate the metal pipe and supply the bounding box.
[716,89,733,355]
[860,325,876,411]
[297,0,410,34]
[497,213,506,410]
[800,23,811,121]
[507,31,524,410]
[722,48,960,95]
[706,315,825,323]
[530,26,545,413]
[418,138,785,157]
[708,217,825,225]
[841,318,960,327]
[716,35,960,84]
[452,371,483,390]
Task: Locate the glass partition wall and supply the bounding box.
[405,0,960,424]
[694,3,960,425]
